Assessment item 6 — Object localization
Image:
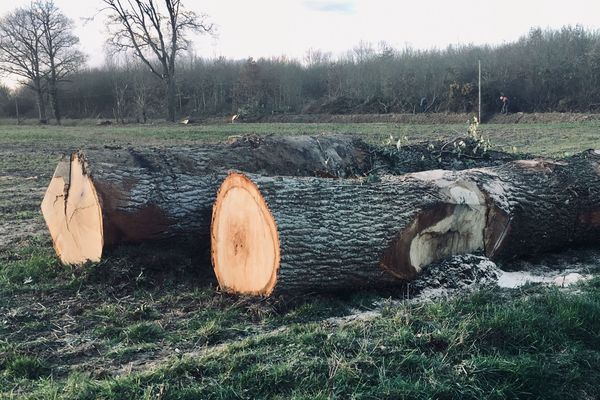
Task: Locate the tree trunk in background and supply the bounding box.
[166,76,177,122]
[48,76,61,124]
[35,80,47,124]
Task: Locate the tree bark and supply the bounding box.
[211,171,488,295]
[166,76,177,122]
[48,76,61,124]
[210,150,600,295]
[473,150,600,261]
[385,149,600,275]
[35,81,47,124]
[41,135,375,264]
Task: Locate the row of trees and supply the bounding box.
[0,0,212,123]
[0,1,85,123]
[2,1,600,122]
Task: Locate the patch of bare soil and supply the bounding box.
[253,113,473,124]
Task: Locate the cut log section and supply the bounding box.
[211,172,489,295]
[40,154,103,264]
[474,150,600,260]
[390,149,600,267]
[211,150,600,295]
[41,135,375,265]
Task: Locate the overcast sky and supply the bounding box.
[3,0,600,86]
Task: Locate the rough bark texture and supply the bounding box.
[474,149,600,261]
[42,135,374,263]
[83,134,373,244]
[212,172,489,294]
[391,149,600,265]
[211,150,600,295]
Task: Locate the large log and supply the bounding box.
[378,149,600,277]
[41,135,374,264]
[475,149,600,260]
[211,150,600,295]
[210,172,488,295]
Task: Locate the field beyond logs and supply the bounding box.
[1,119,600,399]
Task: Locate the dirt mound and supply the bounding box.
[410,248,600,298]
[233,112,600,125]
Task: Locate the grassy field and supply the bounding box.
[1,119,599,155]
[1,120,599,399]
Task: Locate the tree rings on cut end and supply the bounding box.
[41,154,103,264]
[211,173,280,296]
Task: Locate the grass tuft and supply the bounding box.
[3,355,50,380]
[124,322,164,344]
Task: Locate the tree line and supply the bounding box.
[1,1,600,123]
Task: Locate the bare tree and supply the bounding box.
[0,7,48,123]
[102,0,213,122]
[34,0,86,124]
[133,62,149,123]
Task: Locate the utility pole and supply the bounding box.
[478,60,482,123]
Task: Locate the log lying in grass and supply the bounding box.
[474,149,600,260]
[40,135,374,264]
[211,150,600,295]
[210,172,489,295]
[383,149,600,274]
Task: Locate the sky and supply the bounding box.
[3,0,600,86]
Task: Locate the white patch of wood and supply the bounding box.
[409,183,487,272]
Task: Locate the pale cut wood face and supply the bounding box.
[211,173,280,296]
[41,155,103,265]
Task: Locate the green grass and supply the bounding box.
[124,322,165,344]
[0,119,598,156]
[2,355,50,380]
[2,283,599,399]
[0,240,62,287]
[0,119,599,399]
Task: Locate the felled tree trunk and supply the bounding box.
[210,172,489,295]
[389,149,600,270]
[474,149,600,260]
[211,150,600,295]
[41,135,374,264]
